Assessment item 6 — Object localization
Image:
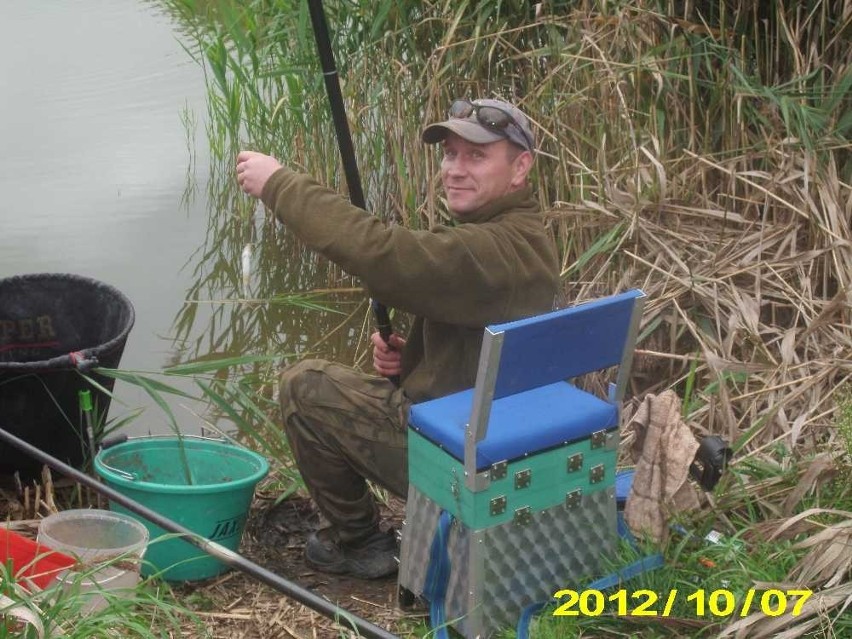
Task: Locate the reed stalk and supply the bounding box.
[149,1,850,635]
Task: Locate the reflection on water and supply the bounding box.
[0,0,213,434]
[172,164,383,377]
[0,0,388,442]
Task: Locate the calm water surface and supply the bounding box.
[0,0,211,433]
[1,1,371,442]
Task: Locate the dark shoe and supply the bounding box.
[305,528,398,579]
[398,585,428,612]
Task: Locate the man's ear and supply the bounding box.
[511,150,534,187]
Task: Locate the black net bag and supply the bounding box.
[0,273,135,478]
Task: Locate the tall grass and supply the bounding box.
[147,0,850,635]
[0,563,207,638]
[159,0,851,456]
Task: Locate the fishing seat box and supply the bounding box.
[398,289,646,638]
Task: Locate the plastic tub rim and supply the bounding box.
[94,437,270,495]
[38,509,149,559]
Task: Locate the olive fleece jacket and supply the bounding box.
[261,168,560,403]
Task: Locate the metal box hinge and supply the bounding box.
[513,506,532,526]
[490,460,507,481]
[514,468,531,489]
[489,495,507,516]
[566,453,583,473]
[589,463,605,484]
[565,488,582,509]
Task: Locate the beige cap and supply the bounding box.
[422,99,535,152]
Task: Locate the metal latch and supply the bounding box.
[514,468,531,489]
[490,460,508,481]
[567,453,583,472]
[513,506,532,526]
[490,495,507,516]
[565,488,582,509]
[589,464,605,484]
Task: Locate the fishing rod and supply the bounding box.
[0,425,397,639]
[305,0,399,387]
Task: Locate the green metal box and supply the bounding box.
[407,427,618,529]
[399,428,620,638]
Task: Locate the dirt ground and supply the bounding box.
[177,492,425,639]
[0,473,425,639]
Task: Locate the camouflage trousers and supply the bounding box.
[278,359,410,543]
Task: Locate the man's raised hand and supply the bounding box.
[236,151,282,198]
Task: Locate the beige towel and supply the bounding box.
[624,390,701,542]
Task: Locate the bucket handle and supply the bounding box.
[100,433,230,449]
[69,351,99,372]
[97,461,137,481]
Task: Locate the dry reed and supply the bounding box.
[155,0,851,635]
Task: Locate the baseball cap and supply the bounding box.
[421,98,535,153]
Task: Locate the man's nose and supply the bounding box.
[444,157,467,176]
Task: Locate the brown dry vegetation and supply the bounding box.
[3,0,849,637]
[159,0,852,636]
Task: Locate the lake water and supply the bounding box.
[0,0,212,434]
[0,1,371,447]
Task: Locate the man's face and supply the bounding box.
[440,133,530,216]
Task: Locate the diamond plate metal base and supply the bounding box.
[398,484,617,638]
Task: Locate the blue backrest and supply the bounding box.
[487,289,646,400]
[460,288,646,488]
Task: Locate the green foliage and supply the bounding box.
[153,0,851,315]
[0,564,206,638]
[525,528,804,638]
[133,2,851,634]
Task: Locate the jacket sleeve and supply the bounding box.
[261,168,552,326]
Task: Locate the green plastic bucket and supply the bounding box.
[93,436,269,581]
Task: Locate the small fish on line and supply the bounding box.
[241,243,252,299]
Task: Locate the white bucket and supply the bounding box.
[37,509,149,613]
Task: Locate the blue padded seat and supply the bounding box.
[409,381,617,471]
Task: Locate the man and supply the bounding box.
[236,98,559,579]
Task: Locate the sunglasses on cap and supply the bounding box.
[449,99,534,152]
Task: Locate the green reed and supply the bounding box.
[159,0,850,398]
[157,0,850,259]
[152,0,851,450]
[0,562,205,638]
[148,3,851,633]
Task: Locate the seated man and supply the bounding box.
[236,98,560,579]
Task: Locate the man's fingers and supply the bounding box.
[237,150,259,162]
[372,331,405,351]
[374,348,398,364]
[372,331,402,377]
[371,331,390,351]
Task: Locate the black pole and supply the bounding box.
[0,426,397,639]
[306,0,366,211]
[305,0,399,387]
